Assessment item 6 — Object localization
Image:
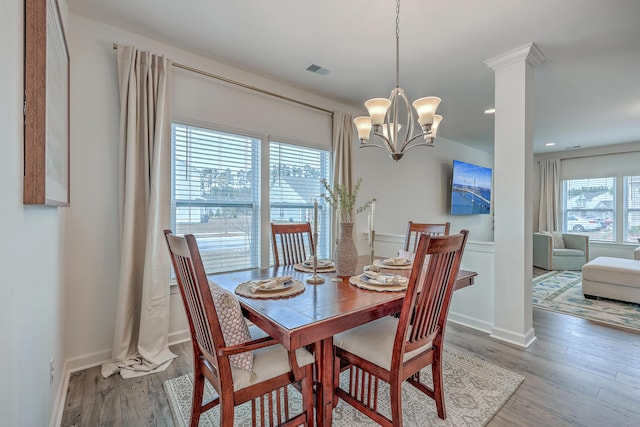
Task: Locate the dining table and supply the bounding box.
[209,255,477,427]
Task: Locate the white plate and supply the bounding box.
[254,281,294,293]
[303,259,335,268]
[361,274,406,286]
[382,258,412,266]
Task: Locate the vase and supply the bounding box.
[336,222,358,277]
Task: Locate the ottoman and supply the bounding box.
[582,256,640,304]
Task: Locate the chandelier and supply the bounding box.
[353,0,443,161]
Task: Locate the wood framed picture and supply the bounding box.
[24,0,70,206]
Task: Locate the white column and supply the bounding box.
[485,43,545,347]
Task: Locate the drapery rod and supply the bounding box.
[112,43,334,115]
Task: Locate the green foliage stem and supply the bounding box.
[320,178,376,223]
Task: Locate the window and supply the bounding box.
[269,141,331,260]
[562,177,615,241]
[624,175,640,243]
[171,123,333,274]
[172,123,260,273]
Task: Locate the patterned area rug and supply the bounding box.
[164,347,523,427]
[532,270,640,331]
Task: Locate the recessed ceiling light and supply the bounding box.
[484,108,495,114]
[545,142,556,146]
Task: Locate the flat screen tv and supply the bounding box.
[451,159,492,215]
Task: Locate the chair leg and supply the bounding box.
[219,396,236,427]
[190,368,205,427]
[389,377,403,427]
[432,354,446,420]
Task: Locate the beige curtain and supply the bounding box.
[331,112,354,251]
[102,46,176,378]
[538,159,561,232]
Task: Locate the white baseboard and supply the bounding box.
[490,326,537,348]
[448,311,493,334]
[50,329,191,426]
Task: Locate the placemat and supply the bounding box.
[373,259,413,270]
[293,263,336,273]
[235,279,305,299]
[349,274,408,292]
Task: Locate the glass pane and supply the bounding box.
[172,123,260,273]
[624,176,640,243]
[269,141,331,261]
[563,177,615,241]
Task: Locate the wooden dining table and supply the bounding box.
[209,256,476,427]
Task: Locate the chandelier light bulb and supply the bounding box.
[364,98,391,126]
[353,116,372,141]
[412,96,441,126]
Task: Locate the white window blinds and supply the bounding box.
[172,123,261,273]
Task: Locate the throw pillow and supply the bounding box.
[550,231,566,249]
[209,280,253,371]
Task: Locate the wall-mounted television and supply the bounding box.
[451,159,492,215]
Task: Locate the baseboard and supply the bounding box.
[448,311,493,333]
[50,329,191,426]
[490,326,537,348]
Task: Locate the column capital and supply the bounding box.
[485,42,546,70]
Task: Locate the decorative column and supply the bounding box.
[485,43,545,347]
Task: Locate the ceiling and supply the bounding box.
[67,0,640,154]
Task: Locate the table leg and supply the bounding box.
[315,336,334,427]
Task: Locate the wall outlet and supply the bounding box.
[50,357,55,385]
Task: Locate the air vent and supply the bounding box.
[306,64,330,76]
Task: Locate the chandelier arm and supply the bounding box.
[401,130,432,150]
[360,143,394,152]
[402,138,435,153]
[370,130,396,153]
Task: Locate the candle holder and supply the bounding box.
[307,231,325,284]
[366,230,380,272]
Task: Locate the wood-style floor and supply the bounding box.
[61,274,640,426]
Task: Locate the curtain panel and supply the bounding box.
[102,45,176,378]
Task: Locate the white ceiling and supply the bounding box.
[67,0,640,154]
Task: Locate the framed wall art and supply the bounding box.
[24,0,70,206]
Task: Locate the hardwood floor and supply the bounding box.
[61,282,640,426]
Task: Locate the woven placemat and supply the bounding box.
[373,259,413,270]
[235,279,305,299]
[349,274,408,292]
[293,263,336,273]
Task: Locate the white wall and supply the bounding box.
[1,0,66,425]
[534,142,640,260]
[63,13,363,371]
[353,137,496,331]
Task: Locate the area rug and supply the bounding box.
[532,270,640,331]
[164,347,524,427]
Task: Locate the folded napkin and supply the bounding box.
[397,250,415,261]
[363,271,407,285]
[250,276,293,293]
[383,257,411,266]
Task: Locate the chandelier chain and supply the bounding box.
[395,0,401,88]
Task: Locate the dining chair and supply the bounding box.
[271,222,315,267]
[403,221,451,253]
[333,229,469,427]
[163,230,315,427]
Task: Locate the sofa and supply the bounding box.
[582,250,640,304]
[533,232,589,271]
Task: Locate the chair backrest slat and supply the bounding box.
[404,221,451,253]
[164,231,226,366]
[397,230,468,356]
[271,222,314,267]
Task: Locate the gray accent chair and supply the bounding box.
[533,232,589,271]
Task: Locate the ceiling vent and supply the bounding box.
[306,64,330,76]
